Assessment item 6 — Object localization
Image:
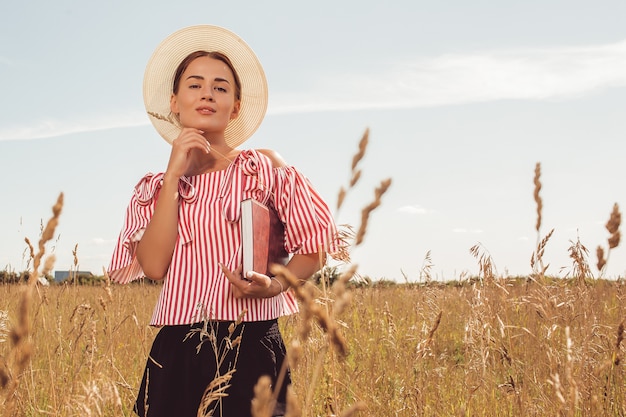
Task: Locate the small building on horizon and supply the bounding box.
[54,270,93,282]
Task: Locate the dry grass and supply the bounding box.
[1,279,625,416]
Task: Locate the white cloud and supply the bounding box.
[0,112,148,142]
[397,205,432,215]
[6,40,626,141]
[270,39,626,113]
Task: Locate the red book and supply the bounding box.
[241,199,288,276]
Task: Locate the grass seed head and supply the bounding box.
[533,162,543,232]
[351,128,369,171]
[355,178,392,245]
[605,203,621,235]
[608,231,620,249]
[251,375,273,417]
[596,246,606,272]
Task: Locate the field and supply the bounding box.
[1,131,624,416]
[0,277,625,416]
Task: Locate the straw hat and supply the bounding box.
[143,25,268,147]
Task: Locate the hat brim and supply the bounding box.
[143,25,268,148]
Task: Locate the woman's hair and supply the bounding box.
[172,51,242,100]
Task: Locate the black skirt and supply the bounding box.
[134,319,290,417]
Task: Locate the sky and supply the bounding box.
[1,0,625,281]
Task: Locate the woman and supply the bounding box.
[108,25,340,417]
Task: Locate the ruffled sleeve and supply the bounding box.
[107,172,198,284]
[107,173,162,283]
[273,166,342,257]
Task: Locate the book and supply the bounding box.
[241,198,288,276]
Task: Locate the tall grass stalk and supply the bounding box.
[1,193,63,417]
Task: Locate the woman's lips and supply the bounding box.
[196,106,216,115]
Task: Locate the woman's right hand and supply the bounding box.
[136,128,209,279]
[164,128,210,180]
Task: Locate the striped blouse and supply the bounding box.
[107,149,338,326]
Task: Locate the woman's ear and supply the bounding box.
[170,93,179,114]
[230,101,241,120]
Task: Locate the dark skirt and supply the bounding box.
[133,319,290,417]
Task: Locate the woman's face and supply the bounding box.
[170,56,241,137]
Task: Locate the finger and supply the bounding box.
[173,129,209,152]
[221,265,249,299]
[243,270,271,288]
[220,263,241,286]
[188,129,210,153]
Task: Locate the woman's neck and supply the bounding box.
[185,146,239,176]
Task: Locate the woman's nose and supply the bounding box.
[201,88,214,101]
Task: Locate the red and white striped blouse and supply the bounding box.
[108,149,338,326]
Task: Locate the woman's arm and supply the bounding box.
[221,252,325,298]
[282,252,325,287]
[136,128,210,280]
[135,174,180,280]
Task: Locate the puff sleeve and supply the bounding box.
[107,173,163,283]
[272,166,341,257]
[107,171,200,283]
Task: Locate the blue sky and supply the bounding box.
[1,0,625,280]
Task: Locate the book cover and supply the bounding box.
[241,199,288,276]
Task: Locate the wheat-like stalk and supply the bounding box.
[0,311,9,391]
[595,246,606,272]
[269,260,358,416]
[547,327,580,416]
[531,228,554,280]
[23,237,35,269]
[533,162,543,233]
[614,319,624,366]
[337,129,369,212]
[597,203,621,276]
[565,235,592,284]
[470,242,496,283]
[274,263,348,357]
[251,375,274,417]
[196,370,236,417]
[530,163,554,281]
[419,250,434,284]
[330,224,354,264]
[0,310,7,344]
[354,178,392,246]
[2,193,63,417]
[147,111,177,125]
[416,310,443,358]
[565,327,579,416]
[186,310,246,417]
[606,203,621,242]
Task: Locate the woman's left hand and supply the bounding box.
[220,263,277,299]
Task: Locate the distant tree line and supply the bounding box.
[0,271,159,286]
[0,270,39,284]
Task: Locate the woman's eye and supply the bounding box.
[215,86,227,93]
[189,84,201,89]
